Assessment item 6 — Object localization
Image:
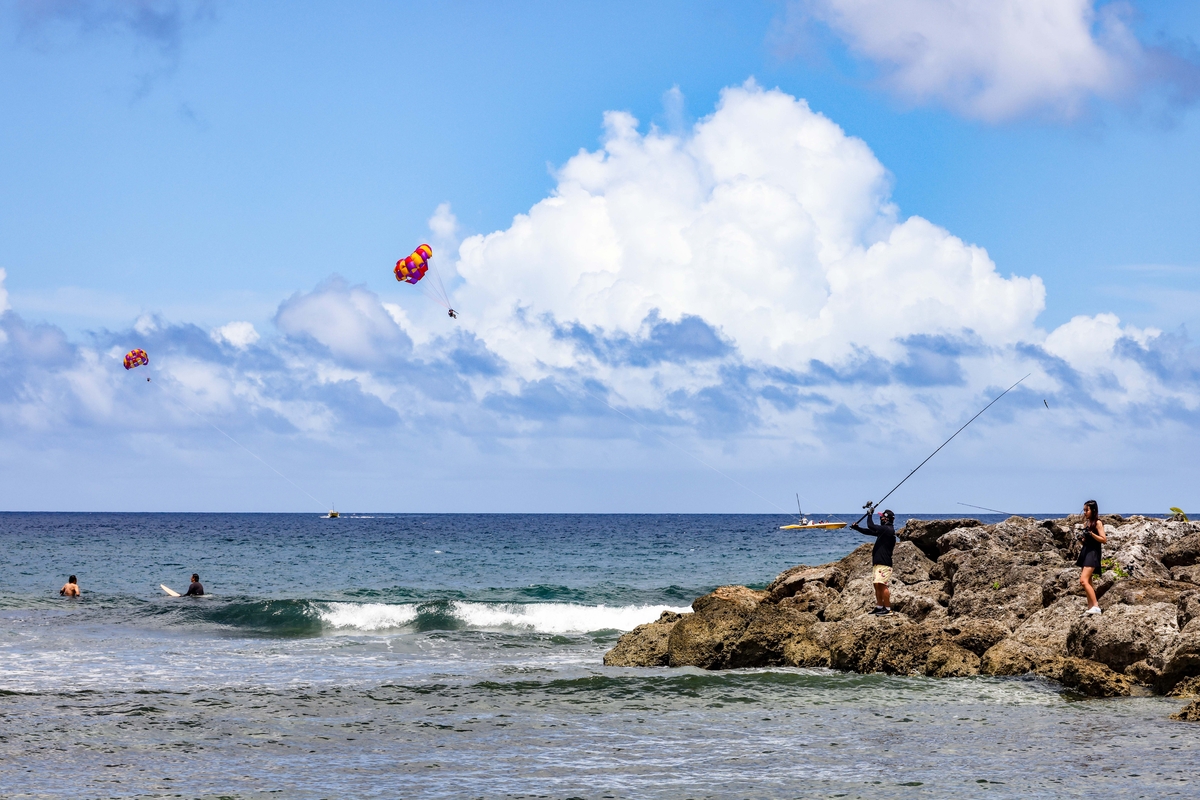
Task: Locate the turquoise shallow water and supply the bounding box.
[0,513,1195,799]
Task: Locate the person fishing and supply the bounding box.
[851,507,896,615]
[1077,499,1106,615]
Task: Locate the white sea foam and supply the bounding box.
[449,602,690,634]
[312,601,689,634]
[317,602,420,631]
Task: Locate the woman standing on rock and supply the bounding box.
[1077,499,1107,615]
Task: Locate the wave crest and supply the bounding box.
[312,601,687,634]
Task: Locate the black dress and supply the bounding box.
[1076,523,1102,569]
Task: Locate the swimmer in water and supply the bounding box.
[60,575,80,597]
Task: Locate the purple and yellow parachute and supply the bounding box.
[392,243,456,318]
[123,348,149,370]
[394,244,433,285]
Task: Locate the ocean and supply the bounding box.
[0,512,1194,799]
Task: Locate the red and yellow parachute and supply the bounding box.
[123,349,149,370]
[394,243,456,319]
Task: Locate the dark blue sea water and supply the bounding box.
[0,513,1194,799]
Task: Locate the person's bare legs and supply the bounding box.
[874,582,891,610]
[1079,566,1098,608]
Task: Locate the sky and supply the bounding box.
[1,0,1199,513]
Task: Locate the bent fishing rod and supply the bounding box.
[853,374,1030,527]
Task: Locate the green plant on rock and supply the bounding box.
[1101,557,1128,579]
[1170,507,1189,522]
[992,580,1001,590]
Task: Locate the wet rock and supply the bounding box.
[603,611,684,667]
[1039,657,1134,698]
[1067,602,1180,674]
[1166,675,1200,698]
[667,586,765,669]
[1170,699,1200,721]
[725,605,817,668]
[827,615,943,675]
[924,642,980,677]
[782,623,831,667]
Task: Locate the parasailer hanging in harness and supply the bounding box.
[394,243,456,319]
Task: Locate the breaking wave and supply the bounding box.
[178,598,686,636]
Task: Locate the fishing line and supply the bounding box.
[148,377,329,512]
[957,501,1013,515]
[576,384,793,514]
[853,374,1031,527]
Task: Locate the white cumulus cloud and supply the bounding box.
[456,82,1043,383]
[792,0,1162,121]
[212,321,260,349]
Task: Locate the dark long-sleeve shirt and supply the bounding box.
[851,515,896,567]
[184,581,205,596]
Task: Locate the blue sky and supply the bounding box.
[2,0,1199,512]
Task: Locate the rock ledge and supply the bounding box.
[604,515,1200,719]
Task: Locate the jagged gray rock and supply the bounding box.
[604,515,1200,712]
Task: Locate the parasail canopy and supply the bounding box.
[393,243,456,318]
[123,349,149,370]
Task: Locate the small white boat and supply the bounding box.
[780,521,847,530]
[780,494,846,530]
[324,510,339,519]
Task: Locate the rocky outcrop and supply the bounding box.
[603,611,683,667]
[1170,699,1200,721]
[605,515,1200,712]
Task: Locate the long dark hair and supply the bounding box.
[1083,500,1099,527]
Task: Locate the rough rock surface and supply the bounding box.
[1170,699,1200,721]
[605,516,1200,713]
[603,611,683,667]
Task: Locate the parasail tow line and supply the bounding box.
[854,374,1030,527]
[577,385,792,515]
[149,379,330,513]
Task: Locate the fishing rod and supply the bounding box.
[854,374,1030,527]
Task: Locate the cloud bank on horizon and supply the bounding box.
[1,83,1197,510]
[787,0,1200,121]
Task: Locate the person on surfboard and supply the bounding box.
[851,508,896,615]
[185,574,205,596]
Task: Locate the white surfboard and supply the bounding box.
[160,584,181,597]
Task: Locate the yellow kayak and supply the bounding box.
[780,522,847,530]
